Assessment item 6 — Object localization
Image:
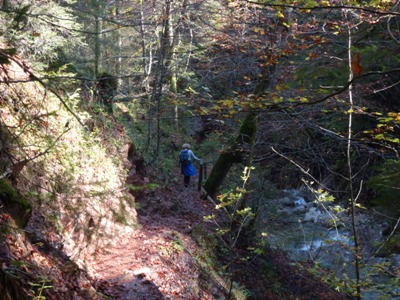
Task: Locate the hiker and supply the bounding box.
[179,143,201,187]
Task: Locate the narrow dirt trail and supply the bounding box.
[88,185,219,300]
[84,180,350,300]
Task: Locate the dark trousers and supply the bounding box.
[184,175,190,187]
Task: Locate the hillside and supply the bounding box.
[1,0,400,298]
[90,182,350,300]
[0,53,350,299]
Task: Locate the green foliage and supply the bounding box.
[126,183,159,193]
[380,234,400,254]
[1,0,84,72]
[30,279,52,300]
[302,262,356,295]
[10,4,31,30]
[210,167,256,237]
[0,179,32,228]
[114,94,210,185]
[363,112,400,144]
[97,72,117,109]
[0,47,17,64]
[196,133,222,161]
[0,0,399,297]
[261,260,277,278]
[190,225,250,300]
[368,160,400,212]
[203,166,257,298]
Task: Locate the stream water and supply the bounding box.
[256,189,400,299]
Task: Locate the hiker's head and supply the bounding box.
[182,143,191,149]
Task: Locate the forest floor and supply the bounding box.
[87,177,351,300]
[88,185,220,299]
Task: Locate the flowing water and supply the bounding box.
[256,189,400,299]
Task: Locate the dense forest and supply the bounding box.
[0,0,399,299]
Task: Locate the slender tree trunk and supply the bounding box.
[115,0,122,89]
[156,0,172,158]
[145,0,171,157]
[172,0,190,130]
[142,1,154,153]
[92,0,103,104]
[140,0,152,92]
[167,4,178,131]
[346,24,362,300]
[94,13,102,80]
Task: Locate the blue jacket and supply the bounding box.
[180,149,200,176]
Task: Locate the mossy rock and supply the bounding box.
[0,179,31,228]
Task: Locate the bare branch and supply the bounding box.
[247,1,400,16]
[4,53,84,127]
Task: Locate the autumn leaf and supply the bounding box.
[276,10,285,19]
[351,53,363,77]
[299,97,308,103]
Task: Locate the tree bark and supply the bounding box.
[203,67,275,199]
[140,0,153,92]
[346,22,362,300]
[145,0,171,157]
[115,0,122,89]
[203,112,257,199]
[94,12,102,80]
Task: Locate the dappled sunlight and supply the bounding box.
[88,184,223,299]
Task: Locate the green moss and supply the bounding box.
[112,209,127,225]
[0,179,16,197]
[368,160,400,212]
[203,151,236,199]
[0,179,32,228]
[204,112,257,199]
[382,234,400,254]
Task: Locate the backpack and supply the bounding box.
[179,149,190,166]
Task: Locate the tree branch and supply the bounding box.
[247,1,400,16]
[5,54,84,127]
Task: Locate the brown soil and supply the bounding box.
[88,181,351,300]
[0,175,351,299]
[89,185,222,299]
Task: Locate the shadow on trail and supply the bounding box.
[123,275,165,300]
[93,180,220,300]
[135,182,215,232]
[100,272,165,300]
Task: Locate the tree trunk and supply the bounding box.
[346,23,362,300]
[203,67,275,199]
[203,112,257,199]
[166,3,178,131]
[94,12,102,80]
[172,0,190,130]
[115,0,122,89]
[140,0,153,92]
[155,0,172,158]
[145,0,171,157]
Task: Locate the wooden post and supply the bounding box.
[198,163,203,191]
